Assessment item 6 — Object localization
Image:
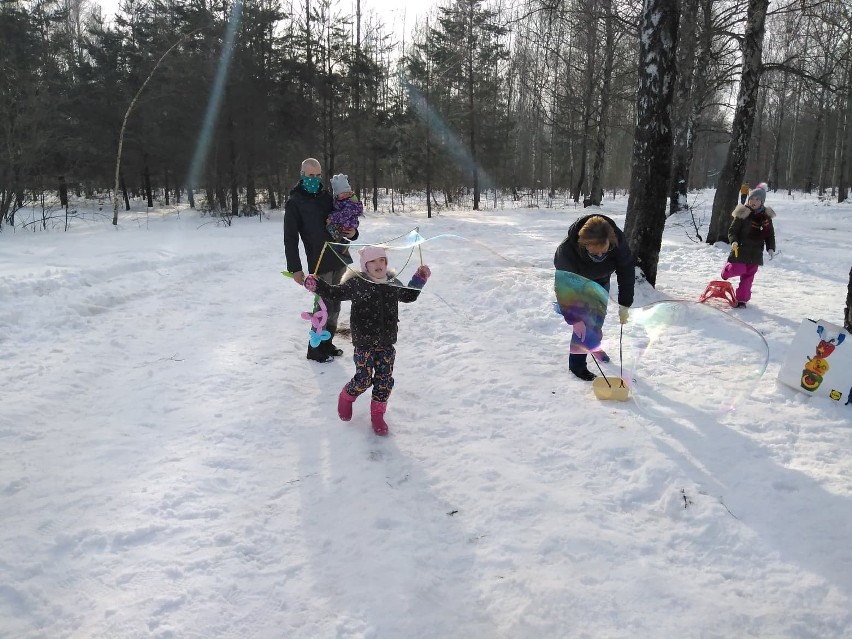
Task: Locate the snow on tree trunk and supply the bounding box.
[624,0,680,287]
[706,0,769,245]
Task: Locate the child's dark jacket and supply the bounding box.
[312,270,422,348]
[727,204,776,266]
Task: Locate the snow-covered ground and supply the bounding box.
[2,189,850,638]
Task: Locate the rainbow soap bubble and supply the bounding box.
[331,228,534,320]
[623,301,769,419]
[554,270,609,354]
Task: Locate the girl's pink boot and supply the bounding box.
[370,400,388,436]
[338,388,356,421]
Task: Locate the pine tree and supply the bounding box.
[423,0,507,209]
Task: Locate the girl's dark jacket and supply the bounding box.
[553,213,635,307]
[311,270,423,349]
[727,204,776,266]
[283,183,358,275]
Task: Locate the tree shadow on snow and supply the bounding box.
[634,385,852,597]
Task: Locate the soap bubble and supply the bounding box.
[623,301,769,419]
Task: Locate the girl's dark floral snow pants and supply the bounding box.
[346,345,396,402]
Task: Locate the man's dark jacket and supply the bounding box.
[284,183,358,275]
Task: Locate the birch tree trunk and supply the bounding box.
[845,267,852,333]
[668,0,699,215]
[426,20,433,219]
[839,55,852,203]
[784,76,801,195]
[830,69,846,199]
[144,158,153,208]
[467,1,480,211]
[325,20,336,178]
[753,92,767,177]
[623,0,680,286]
[354,0,363,201]
[767,72,789,191]
[706,0,769,245]
[805,84,827,193]
[589,0,614,207]
[572,0,599,203]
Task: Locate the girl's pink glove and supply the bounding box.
[304,275,318,292]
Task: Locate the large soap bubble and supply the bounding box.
[554,270,609,354]
[330,228,430,285]
[623,301,769,418]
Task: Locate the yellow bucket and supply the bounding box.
[592,376,630,401]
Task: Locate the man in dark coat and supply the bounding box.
[284,158,358,362]
[554,214,635,381]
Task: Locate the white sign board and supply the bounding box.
[777,319,852,406]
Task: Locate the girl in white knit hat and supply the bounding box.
[304,246,431,436]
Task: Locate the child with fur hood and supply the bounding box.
[721,182,776,308]
[304,246,431,436]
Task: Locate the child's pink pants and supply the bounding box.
[721,262,759,302]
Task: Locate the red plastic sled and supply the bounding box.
[698,280,737,307]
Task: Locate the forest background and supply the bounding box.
[2,0,852,281]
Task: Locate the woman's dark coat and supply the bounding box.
[553,213,635,307]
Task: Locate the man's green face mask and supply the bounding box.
[301,175,322,194]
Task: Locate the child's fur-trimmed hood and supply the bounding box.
[732,204,775,219]
[340,266,398,284]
